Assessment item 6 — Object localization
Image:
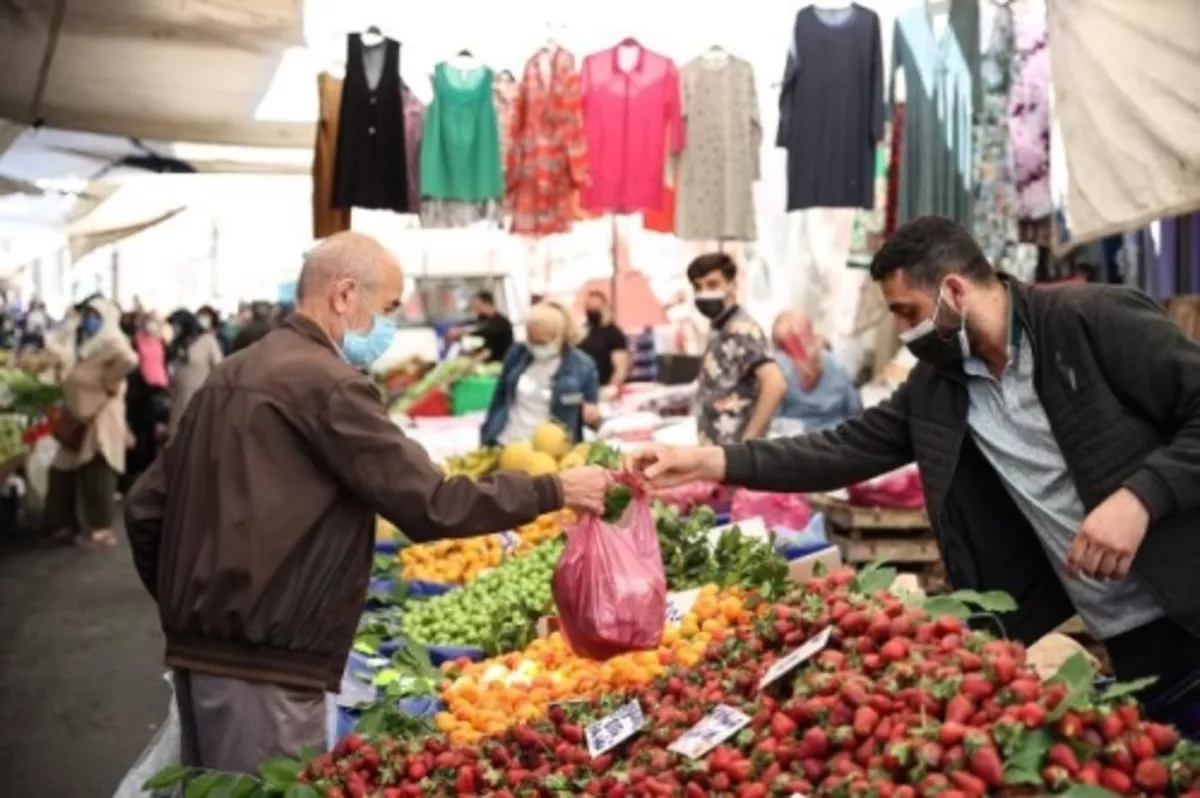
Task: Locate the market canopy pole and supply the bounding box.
[26,0,69,126]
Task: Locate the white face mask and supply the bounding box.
[197,316,213,331]
[529,342,560,361]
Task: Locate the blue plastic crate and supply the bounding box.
[374,539,402,555]
[427,643,487,666]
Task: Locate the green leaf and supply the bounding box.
[1097,676,1158,703]
[207,775,262,798]
[1047,652,1098,721]
[852,566,898,595]
[1003,727,1053,786]
[284,785,320,798]
[353,635,380,655]
[947,589,1018,613]
[920,596,972,620]
[373,668,400,687]
[1059,787,1121,798]
[257,757,302,789]
[186,772,229,798]
[142,764,192,790]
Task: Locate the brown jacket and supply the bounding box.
[125,315,563,690]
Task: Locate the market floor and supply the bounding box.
[0,524,168,797]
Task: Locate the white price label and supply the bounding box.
[706,517,769,548]
[758,626,833,690]
[585,700,645,757]
[497,530,520,554]
[664,588,702,625]
[668,705,751,759]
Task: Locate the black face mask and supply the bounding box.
[899,291,971,366]
[585,310,602,327]
[694,294,726,320]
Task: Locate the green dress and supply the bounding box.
[419,63,503,201]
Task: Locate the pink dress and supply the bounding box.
[580,44,684,214]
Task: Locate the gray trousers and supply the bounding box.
[174,669,326,774]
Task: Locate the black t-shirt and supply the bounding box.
[470,313,514,362]
[579,323,628,386]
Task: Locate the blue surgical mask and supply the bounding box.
[80,315,103,338]
[341,315,397,367]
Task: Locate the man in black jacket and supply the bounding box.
[636,217,1200,718]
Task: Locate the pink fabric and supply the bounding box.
[1008,14,1052,221]
[134,332,168,388]
[580,44,683,214]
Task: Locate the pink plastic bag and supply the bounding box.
[552,494,667,660]
[847,465,926,509]
[731,489,812,531]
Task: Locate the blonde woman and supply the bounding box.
[480,301,600,446]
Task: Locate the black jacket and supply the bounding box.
[725,277,1200,645]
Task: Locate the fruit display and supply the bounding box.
[445,424,594,481]
[399,539,563,654]
[389,356,475,415]
[434,584,749,744]
[397,510,572,584]
[445,447,501,479]
[305,567,1200,796]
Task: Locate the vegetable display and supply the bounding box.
[655,503,790,598]
[400,539,562,654]
[0,368,61,416]
[397,511,570,584]
[435,584,750,744]
[0,415,24,462]
[154,562,1200,797]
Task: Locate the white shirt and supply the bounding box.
[500,356,561,444]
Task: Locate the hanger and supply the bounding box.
[361,25,384,47]
[618,36,641,48]
[457,48,473,57]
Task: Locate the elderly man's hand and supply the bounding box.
[558,466,612,515]
[1066,488,1150,581]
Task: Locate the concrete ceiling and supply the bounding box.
[0,0,312,147]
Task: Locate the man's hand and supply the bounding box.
[1066,488,1150,581]
[628,445,726,488]
[582,403,604,427]
[558,466,612,515]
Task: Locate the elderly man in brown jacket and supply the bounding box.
[125,232,611,773]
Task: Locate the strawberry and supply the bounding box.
[880,638,909,662]
[770,712,797,738]
[960,674,995,701]
[1134,758,1169,792]
[939,721,967,747]
[1146,722,1181,753]
[1105,742,1135,774]
[949,770,987,797]
[559,723,583,745]
[853,706,880,738]
[968,746,1005,787]
[726,759,752,783]
[1055,710,1083,738]
[1018,702,1047,729]
[454,769,477,794]
[1098,710,1125,742]
[1077,760,1102,785]
[592,754,613,773]
[1129,734,1156,761]
[1116,702,1141,729]
[1100,767,1133,793]
[1046,743,1080,775]
[945,696,974,725]
[988,656,1016,685]
[1008,678,1040,704]
[1042,765,1071,791]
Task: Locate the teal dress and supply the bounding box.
[419,63,503,201]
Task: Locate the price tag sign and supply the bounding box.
[585,700,645,757]
[758,626,833,690]
[668,705,752,759]
[664,588,701,625]
[496,530,520,554]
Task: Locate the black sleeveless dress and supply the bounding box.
[331,33,410,213]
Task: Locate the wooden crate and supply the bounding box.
[809,494,937,566]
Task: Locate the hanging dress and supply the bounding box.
[331,34,410,213]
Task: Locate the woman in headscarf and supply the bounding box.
[46,296,138,546]
[769,309,862,436]
[166,308,223,435]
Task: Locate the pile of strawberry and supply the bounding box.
[297,567,1200,797]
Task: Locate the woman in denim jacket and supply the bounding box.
[481,301,600,446]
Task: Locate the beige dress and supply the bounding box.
[674,54,761,241]
[169,332,223,436]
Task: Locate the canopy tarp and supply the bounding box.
[1050,0,1200,252]
[0,0,309,148]
[65,180,184,262]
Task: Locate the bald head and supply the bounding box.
[772,309,813,346]
[296,232,403,345]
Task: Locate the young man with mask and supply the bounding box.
[447,290,514,363]
[636,216,1200,721]
[578,289,629,398]
[125,232,612,774]
[687,253,787,444]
